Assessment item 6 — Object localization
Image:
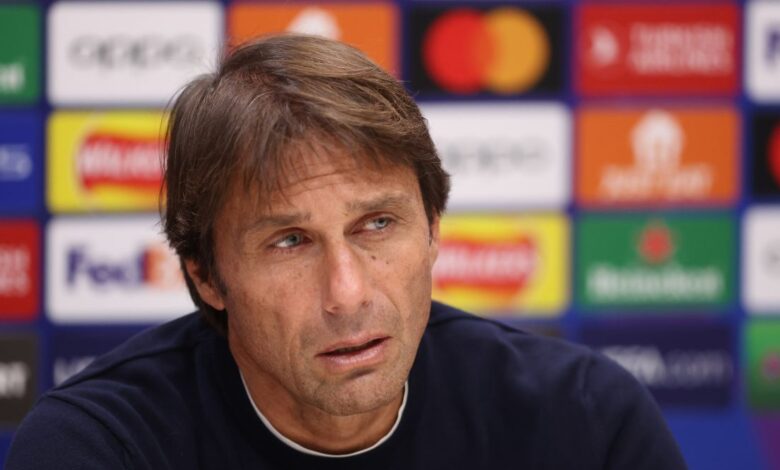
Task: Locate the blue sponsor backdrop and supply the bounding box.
[1,1,779,469]
[0,112,42,214]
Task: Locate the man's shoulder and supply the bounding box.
[6,312,217,469]
[425,301,638,400]
[427,301,599,367]
[56,311,212,390]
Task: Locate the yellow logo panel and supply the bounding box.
[432,214,568,316]
[47,112,168,212]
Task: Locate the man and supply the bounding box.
[7,35,686,469]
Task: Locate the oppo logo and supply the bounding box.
[68,35,204,69]
[440,138,548,174]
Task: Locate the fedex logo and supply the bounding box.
[47,216,194,323]
[66,244,180,289]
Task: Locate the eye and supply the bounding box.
[364,216,392,231]
[273,232,305,249]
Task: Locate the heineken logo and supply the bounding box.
[577,215,733,308]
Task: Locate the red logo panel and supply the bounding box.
[576,4,739,96]
[0,220,39,319]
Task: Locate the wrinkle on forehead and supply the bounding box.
[230,141,405,217]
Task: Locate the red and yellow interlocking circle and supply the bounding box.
[422,7,550,94]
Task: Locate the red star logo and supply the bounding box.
[638,221,674,265]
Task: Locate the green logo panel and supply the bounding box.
[576,214,734,310]
[745,321,780,410]
[0,5,40,103]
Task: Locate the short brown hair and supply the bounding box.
[163,34,449,333]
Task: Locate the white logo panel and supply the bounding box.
[48,2,223,106]
[421,103,571,210]
[743,206,780,314]
[46,216,194,323]
[747,1,780,102]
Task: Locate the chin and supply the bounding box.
[314,369,406,416]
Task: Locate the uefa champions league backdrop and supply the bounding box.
[1,1,779,468]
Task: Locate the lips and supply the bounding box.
[316,336,390,372]
[322,338,387,356]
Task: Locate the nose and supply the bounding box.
[320,242,370,316]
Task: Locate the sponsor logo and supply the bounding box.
[0,112,41,212]
[435,237,537,294]
[229,3,398,74]
[49,330,139,388]
[577,215,733,309]
[47,112,166,212]
[48,2,222,105]
[68,35,203,69]
[582,322,733,406]
[0,5,39,103]
[0,221,39,319]
[76,134,162,192]
[577,107,738,207]
[409,5,563,96]
[432,214,568,316]
[421,103,569,209]
[751,113,780,197]
[577,4,738,96]
[745,321,780,409]
[66,243,181,290]
[0,145,32,181]
[747,2,780,101]
[0,63,24,94]
[743,207,780,314]
[0,334,37,425]
[46,216,193,323]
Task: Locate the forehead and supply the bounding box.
[221,150,420,221]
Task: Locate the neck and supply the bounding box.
[234,355,404,455]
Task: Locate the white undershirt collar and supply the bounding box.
[239,372,408,458]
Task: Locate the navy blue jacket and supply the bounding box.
[6,302,687,469]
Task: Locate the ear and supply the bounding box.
[428,215,440,266]
[184,259,226,311]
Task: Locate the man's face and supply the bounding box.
[188,152,439,416]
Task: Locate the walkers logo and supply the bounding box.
[421,103,569,209]
[47,112,167,212]
[0,334,37,426]
[745,321,780,409]
[49,330,139,389]
[577,4,738,96]
[48,2,222,105]
[577,107,738,207]
[0,221,39,320]
[751,112,780,197]
[408,5,563,96]
[0,5,40,103]
[576,215,733,309]
[229,3,398,74]
[743,207,780,314]
[747,2,780,102]
[0,112,42,213]
[46,216,193,323]
[432,214,567,316]
[581,321,734,406]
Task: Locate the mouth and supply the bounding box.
[316,337,390,372]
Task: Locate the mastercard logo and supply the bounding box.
[422,8,550,94]
[771,124,780,186]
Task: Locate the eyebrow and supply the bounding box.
[239,192,415,237]
[346,192,415,214]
